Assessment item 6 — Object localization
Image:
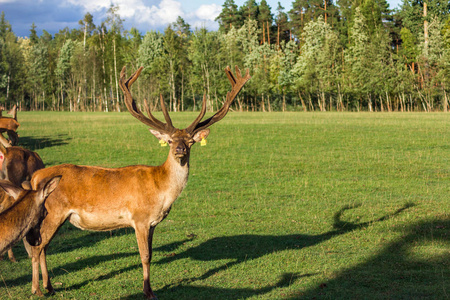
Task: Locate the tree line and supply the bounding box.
[0,0,449,113]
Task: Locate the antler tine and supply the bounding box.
[142,99,168,130]
[159,95,174,129]
[225,66,237,87]
[189,66,250,134]
[185,94,207,133]
[119,66,170,133]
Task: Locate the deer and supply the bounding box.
[0,134,46,261]
[0,104,19,146]
[0,176,61,257]
[27,65,250,298]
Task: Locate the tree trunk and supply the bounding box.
[181,69,184,111]
[261,94,266,112]
[298,92,307,112]
[113,35,120,112]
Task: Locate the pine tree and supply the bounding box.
[29,23,39,45]
[258,0,273,44]
[275,2,290,45]
[240,0,259,22]
[399,0,450,37]
[216,0,242,32]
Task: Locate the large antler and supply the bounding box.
[119,66,176,134]
[186,65,251,134]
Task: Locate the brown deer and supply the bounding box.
[0,134,45,261]
[0,176,61,256]
[0,104,19,146]
[27,65,250,298]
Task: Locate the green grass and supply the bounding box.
[0,111,449,299]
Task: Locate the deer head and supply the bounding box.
[119,66,251,165]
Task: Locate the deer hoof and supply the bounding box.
[144,290,158,299]
[45,286,55,295]
[32,289,44,297]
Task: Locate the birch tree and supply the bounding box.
[293,16,340,111]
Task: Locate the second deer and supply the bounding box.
[28,65,250,298]
[0,177,61,257]
[0,135,45,262]
[0,105,19,146]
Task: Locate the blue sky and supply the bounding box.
[1,0,403,38]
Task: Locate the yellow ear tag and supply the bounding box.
[159,140,168,147]
[200,138,207,146]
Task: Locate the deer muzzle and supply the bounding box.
[175,145,187,158]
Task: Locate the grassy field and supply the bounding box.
[0,111,449,299]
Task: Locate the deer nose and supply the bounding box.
[176,145,186,154]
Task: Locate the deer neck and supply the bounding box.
[160,152,190,202]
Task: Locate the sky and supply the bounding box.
[1,0,403,38]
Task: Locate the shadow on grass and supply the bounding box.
[1,252,137,289]
[17,134,70,151]
[2,203,417,299]
[6,224,190,263]
[120,273,314,300]
[288,218,449,299]
[155,203,415,285]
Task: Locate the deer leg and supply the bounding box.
[135,225,157,299]
[7,130,18,146]
[23,238,32,258]
[7,248,16,262]
[40,245,54,294]
[31,246,44,296]
[31,214,66,296]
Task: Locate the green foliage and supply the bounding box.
[216,0,242,32]
[399,27,418,64]
[399,0,450,37]
[0,1,449,112]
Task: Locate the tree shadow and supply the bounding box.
[289,218,449,299]
[155,202,415,285]
[17,134,70,151]
[120,273,314,300]
[140,203,414,299]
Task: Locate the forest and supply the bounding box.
[0,0,449,112]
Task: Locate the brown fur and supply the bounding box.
[0,105,19,145]
[0,142,45,262]
[0,177,60,256]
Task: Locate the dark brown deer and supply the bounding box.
[0,176,61,256]
[0,134,45,262]
[28,65,250,298]
[0,104,19,146]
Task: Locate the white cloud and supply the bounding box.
[66,0,185,27]
[66,0,111,13]
[194,4,221,22]
[2,0,221,36]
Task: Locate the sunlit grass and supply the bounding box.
[0,111,448,299]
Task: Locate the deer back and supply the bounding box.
[0,118,19,132]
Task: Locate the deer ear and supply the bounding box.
[22,181,32,190]
[0,179,23,200]
[40,176,62,199]
[149,129,171,143]
[193,129,210,143]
